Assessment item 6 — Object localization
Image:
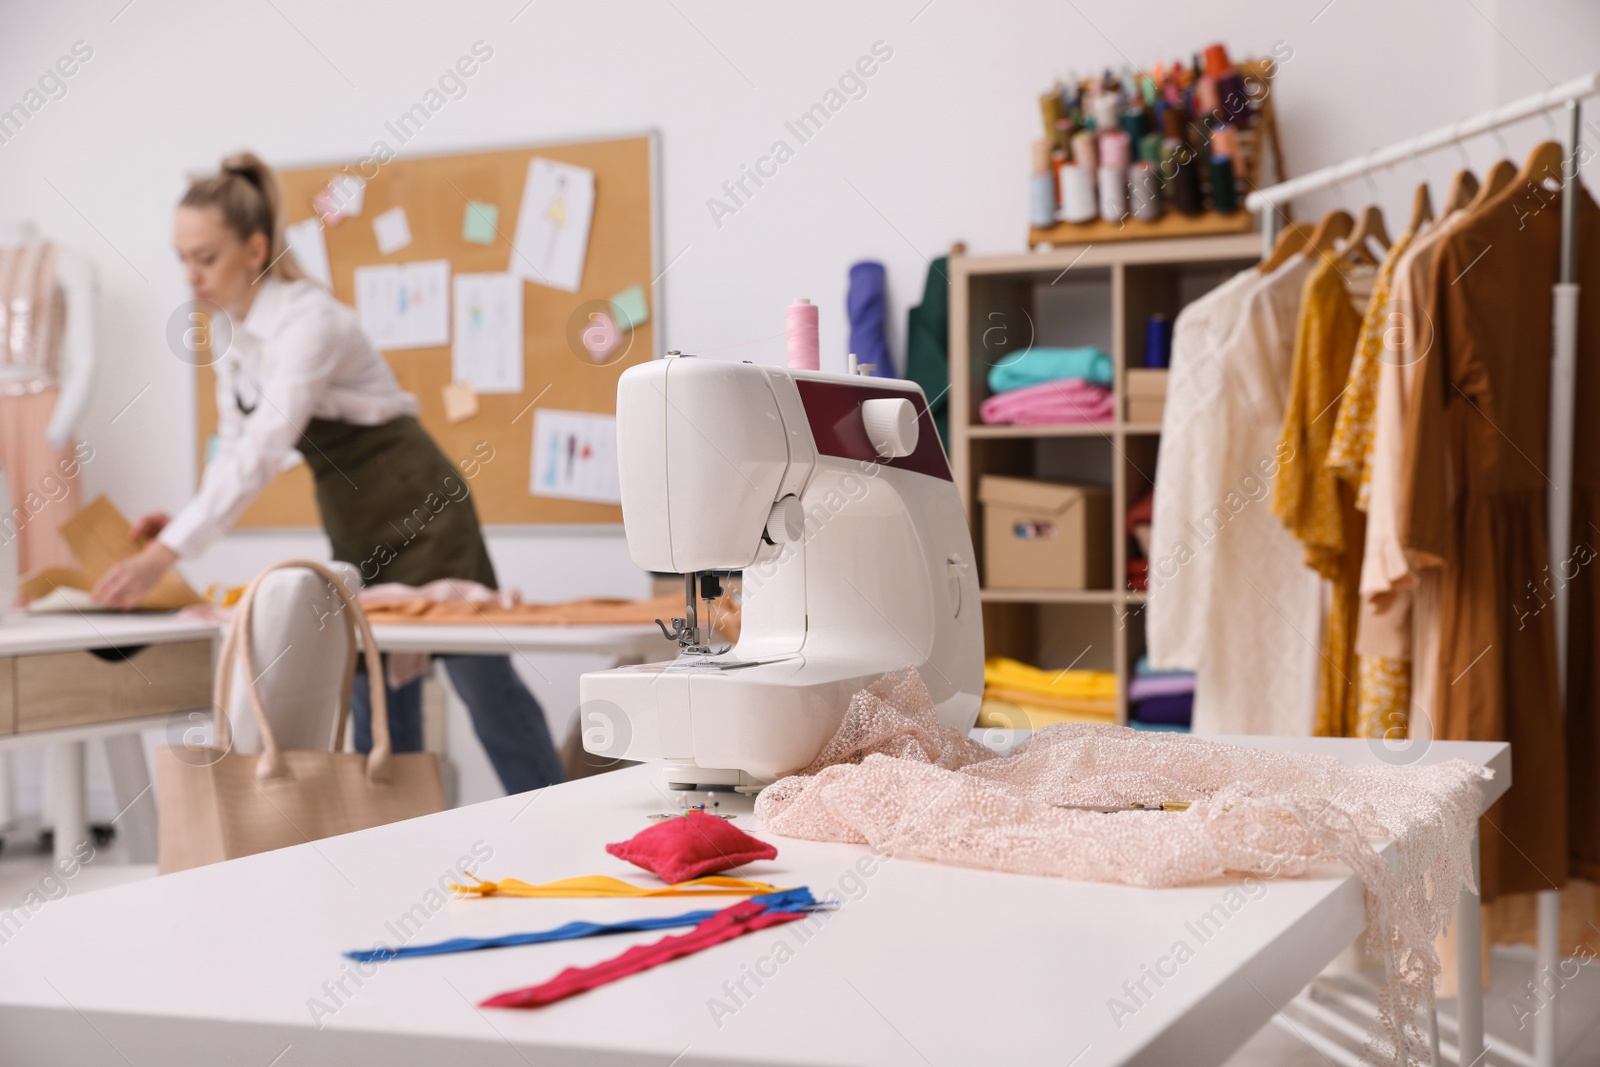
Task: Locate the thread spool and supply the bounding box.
[1144,314,1173,368]
[1097,165,1128,223]
[1098,129,1131,170]
[1070,130,1098,172]
[1211,125,1242,173]
[1091,92,1119,134]
[1208,156,1238,213]
[1137,131,1163,166]
[1130,161,1162,221]
[1120,108,1150,142]
[1215,72,1251,126]
[786,300,819,371]
[1193,77,1220,122]
[1058,163,1097,223]
[1030,171,1058,227]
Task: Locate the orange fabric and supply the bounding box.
[0,389,80,579]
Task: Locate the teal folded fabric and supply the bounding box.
[988,347,1113,393]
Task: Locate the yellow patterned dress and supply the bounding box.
[1271,256,1369,737]
[1325,232,1415,739]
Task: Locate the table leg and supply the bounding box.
[0,750,15,832]
[104,735,158,863]
[50,742,88,867]
[1456,829,1484,1066]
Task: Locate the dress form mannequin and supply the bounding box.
[0,220,97,576]
[0,221,98,847]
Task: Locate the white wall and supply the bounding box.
[1,0,1596,598]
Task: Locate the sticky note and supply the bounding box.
[463,202,499,244]
[372,207,412,255]
[609,284,650,332]
[313,174,365,225]
[443,381,480,423]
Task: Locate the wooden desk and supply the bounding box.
[0,613,217,864]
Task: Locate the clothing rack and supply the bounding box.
[1246,69,1599,1067]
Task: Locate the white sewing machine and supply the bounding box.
[579,354,984,790]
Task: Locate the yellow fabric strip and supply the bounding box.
[450,874,790,899]
[977,697,1116,729]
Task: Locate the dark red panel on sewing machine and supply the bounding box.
[792,379,952,482]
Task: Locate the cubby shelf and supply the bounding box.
[948,233,1261,724]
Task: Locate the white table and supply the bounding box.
[0,612,218,865]
[0,735,1507,1067]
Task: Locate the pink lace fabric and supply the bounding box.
[756,667,1490,1065]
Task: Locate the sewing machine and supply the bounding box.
[579,354,984,790]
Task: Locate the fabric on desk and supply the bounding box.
[977,377,1114,426]
[480,896,812,1010]
[450,874,789,899]
[347,888,818,963]
[756,666,1489,1066]
[987,346,1113,392]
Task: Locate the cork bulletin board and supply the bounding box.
[193,132,660,527]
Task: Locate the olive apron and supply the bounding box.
[236,395,496,589]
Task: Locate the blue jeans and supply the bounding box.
[351,654,566,794]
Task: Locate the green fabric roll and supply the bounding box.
[904,255,951,445]
[987,346,1113,393]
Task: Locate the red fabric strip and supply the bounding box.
[480,899,807,1009]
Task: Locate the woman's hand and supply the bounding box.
[92,540,180,610]
[129,512,172,543]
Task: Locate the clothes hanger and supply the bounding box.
[1464,158,1515,212]
[1258,220,1312,273]
[1340,204,1389,266]
[1408,182,1434,233]
[1515,140,1567,191]
[1443,169,1480,212]
[1303,208,1355,259]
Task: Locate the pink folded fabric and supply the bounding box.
[979,378,1114,426]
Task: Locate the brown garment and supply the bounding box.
[1403,179,1600,899]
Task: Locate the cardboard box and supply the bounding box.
[979,475,1111,590]
[1127,397,1166,423]
[1126,368,1169,398]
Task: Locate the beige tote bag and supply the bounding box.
[157,560,444,873]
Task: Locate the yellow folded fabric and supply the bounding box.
[449,874,789,899]
[982,685,1117,715]
[984,657,1116,700]
[978,696,1116,730]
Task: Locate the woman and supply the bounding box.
[92,152,565,794]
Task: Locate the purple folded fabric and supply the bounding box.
[1127,673,1196,701]
[979,378,1114,426]
[1132,693,1193,725]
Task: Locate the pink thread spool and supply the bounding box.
[787,299,820,371]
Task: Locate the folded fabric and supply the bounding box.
[481,891,817,1009]
[988,346,1113,392]
[984,657,1117,701]
[982,686,1117,716]
[977,696,1116,729]
[1135,656,1192,679]
[606,811,777,884]
[1126,719,1190,733]
[979,379,1114,426]
[347,887,817,963]
[1127,673,1196,701]
[450,874,788,899]
[1132,693,1194,725]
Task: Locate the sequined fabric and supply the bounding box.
[757,667,1490,1066]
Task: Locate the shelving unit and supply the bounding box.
[948,232,1260,724]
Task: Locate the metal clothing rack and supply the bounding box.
[1245,68,1599,1067]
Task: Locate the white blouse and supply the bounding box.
[160,276,418,559]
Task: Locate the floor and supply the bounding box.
[3,827,1598,1065]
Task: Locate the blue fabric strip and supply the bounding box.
[345,887,817,962]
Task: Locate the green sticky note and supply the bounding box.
[610,285,650,332]
[462,202,499,244]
